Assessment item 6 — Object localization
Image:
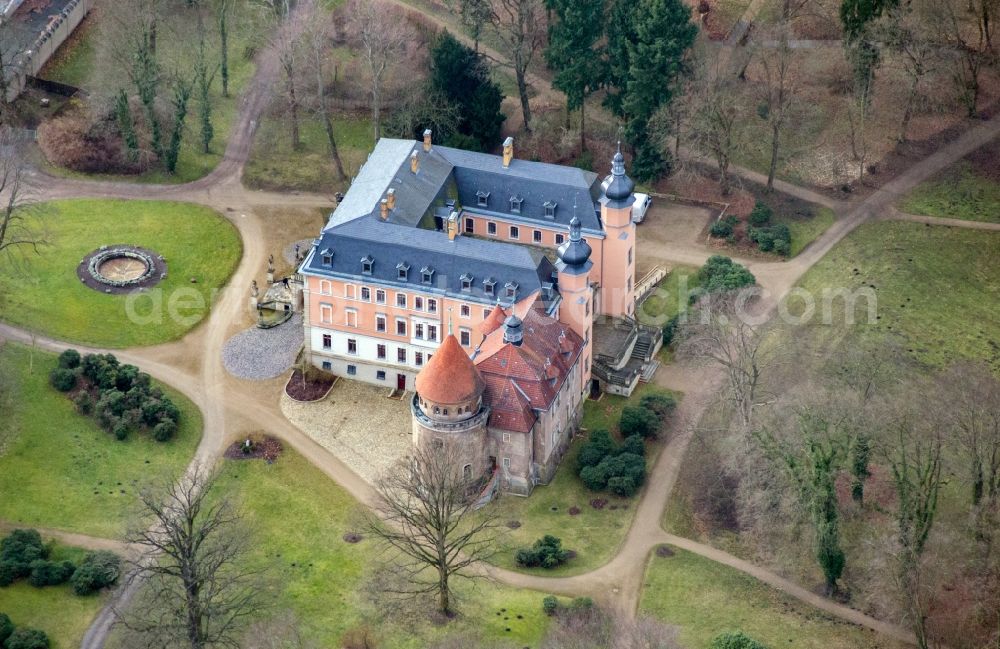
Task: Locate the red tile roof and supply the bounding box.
[479,305,508,337]
[415,334,484,404]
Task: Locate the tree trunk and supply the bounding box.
[322,112,347,180]
[767,121,780,191]
[516,65,532,133]
[437,566,450,614]
[219,6,230,98]
[288,76,301,150]
[580,101,587,152]
[898,72,919,143]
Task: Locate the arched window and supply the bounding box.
[434,406,440,414]
[443,408,449,416]
[463,464,472,480]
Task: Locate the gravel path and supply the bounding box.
[283,238,314,267]
[222,314,303,380]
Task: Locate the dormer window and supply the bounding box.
[543,201,557,219]
[321,248,333,266]
[509,196,523,214]
[460,273,474,292]
[504,281,518,299]
[396,262,409,281]
[476,190,490,208]
[483,278,496,296]
[421,266,435,284]
[361,255,374,275]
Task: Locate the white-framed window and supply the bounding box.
[376,289,386,304]
[460,304,470,318]
[476,190,490,207]
[502,457,511,468]
[555,233,565,245]
[502,432,511,443]
[415,296,424,311]
[321,251,333,266]
[427,325,438,342]
[376,314,387,332]
[428,299,438,314]
[319,279,332,295]
[347,338,358,355]
[322,334,332,349]
[376,370,386,381]
[397,265,409,281]
[397,348,407,363]
[322,360,332,371]
[509,225,519,240]
[415,323,424,339]
[465,218,475,233]
[319,303,333,324]
[484,279,495,296]
[347,364,357,375]
[488,222,497,236]
[421,267,435,284]
[361,256,374,275]
[345,309,358,327]
[377,344,387,360]
[509,196,522,214]
[396,319,407,336]
[360,286,371,301]
[544,201,557,218]
[415,351,424,366]
[459,329,471,346]
[345,284,356,299]
[533,230,542,243]
[396,293,407,308]
[483,308,491,319]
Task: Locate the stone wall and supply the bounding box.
[4,0,92,102]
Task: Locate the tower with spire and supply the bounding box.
[598,143,638,318]
[556,216,595,393]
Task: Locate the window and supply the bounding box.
[397,348,407,363]
[504,282,518,298]
[346,310,358,327]
[543,201,557,218]
[476,190,489,207]
[396,319,407,336]
[465,218,475,233]
[427,325,438,342]
[509,225,519,240]
[322,361,332,371]
[397,265,409,281]
[627,247,633,265]
[347,365,357,376]
[415,351,424,366]
[347,339,357,355]
[502,457,511,468]
[376,289,386,304]
[415,296,424,311]
[396,293,407,308]
[460,329,471,346]
[427,299,437,314]
[421,267,435,284]
[376,370,386,381]
[376,314,386,333]
[555,233,565,245]
[319,304,333,324]
[487,222,497,236]
[483,309,491,319]
[377,344,387,360]
[509,196,523,214]
[319,280,332,294]
[415,323,424,339]
[360,286,371,301]
[322,334,332,349]
[533,230,542,243]
[502,432,511,443]
[460,304,470,318]
[483,279,495,296]
[461,278,472,291]
[361,255,374,275]
[321,249,333,266]
[345,284,356,299]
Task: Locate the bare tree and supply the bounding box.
[242,612,315,649]
[754,21,797,191]
[541,605,683,649]
[877,0,938,143]
[271,0,304,150]
[300,0,347,180]
[933,0,991,117]
[365,444,501,616]
[483,0,546,133]
[678,292,770,436]
[119,466,264,649]
[348,0,411,143]
[0,131,45,260]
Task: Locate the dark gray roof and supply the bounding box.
[304,215,557,306]
[434,145,604,232]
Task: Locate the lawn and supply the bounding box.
[211,449,553,648]
[640,546,906,649]
[243,113,374,194]
[782,206,836,256]
[0,199,241,347]
[0,543,107,649]
[486,385,678,576]
[899,160,1000,223]
[0,343,203,538]
[793,220,1000,372]
[39,4,258,184]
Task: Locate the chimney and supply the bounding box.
[423,129,433,152]
[410,151,419,174]
[386,188,396,210]
[380,198,389,219]
[502,137,514,168]
[447,211,460,241]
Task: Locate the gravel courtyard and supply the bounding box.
[280,379,411,484]
[222,314,304,380]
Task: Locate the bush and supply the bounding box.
[113,420,130,441]
[73,391,94,415]
[576,430,615,471]
[608,475,638,497]
[0,563,16,587]
[773,238,790,256]
[620,405,661,438]
[0,612,13,646]
[6,628,50,649]
[619,434,646,458]
[28,560,75,587]
[152,419,177,442]
[753,228,775,252]
[515,535,571,569]
[749,201,773,226]
[58,349,81,369]
[568,597,593,612]
[710,631,769,649]
[579,464,609,491]
[49,368,77,392]
[542,595,559,616]
[698,256,756,293]
[639,392,676,417]
[0,530,46,581]
[709,220,733,238]
[662,313,680,347]
[71,551,121,595]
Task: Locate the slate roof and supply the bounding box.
[304,214,558,306]
[474,303,584,433]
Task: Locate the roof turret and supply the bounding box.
[557,217,593,273]
[602,142,636,207]
[415,334,484,404]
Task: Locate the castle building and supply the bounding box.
[299,133,661,494]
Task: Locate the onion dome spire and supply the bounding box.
[557,216,593,269]
[602,141,635,204]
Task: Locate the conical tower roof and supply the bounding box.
[415,334,484,404]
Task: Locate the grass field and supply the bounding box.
[640,546,906,649]
[899,160,1000,223]
[0,543,107,649]
[0,343,203,538]
[487,385,677,576]
[243,113,374,193]
[40,5,258,184]
[793,220,1000,372]
[211,449,552,648]
[782,206,836,256]
[0,200,241,347]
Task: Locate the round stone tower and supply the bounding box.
[411,334,491,481]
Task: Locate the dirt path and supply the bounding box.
[0,520,134,555]
[884,208,1000,231]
